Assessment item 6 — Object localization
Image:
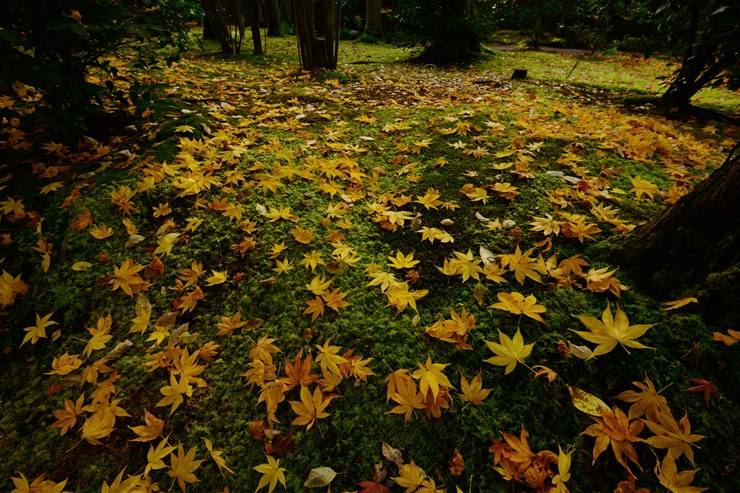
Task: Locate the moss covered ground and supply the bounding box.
[1,37,738,492]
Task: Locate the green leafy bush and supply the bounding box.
[0,0,200,129]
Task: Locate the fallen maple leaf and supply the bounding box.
[644,410,705,465]
[489,291,547,323]
[254,455,286,493]
[357,480,391,493]
[484,329,533,374]
[129,409,165,442]
[388,377,425,423]
[615,375,670,419]
[662,297,699,311]
[204,438,235,475]
[572,303,654,357]
[412,356,453,399]
[393,460,426,493]
[21,312,57,346]
[712,328,740,345]
[682,378,718,407]
[458,370,492,405]
[168,443,204,492]
[655,452,708,493]
[581,406,644,476]
[289,385,332,430]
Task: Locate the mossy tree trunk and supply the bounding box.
[614,143,740,325]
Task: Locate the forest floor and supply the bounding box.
[1,37,739,493]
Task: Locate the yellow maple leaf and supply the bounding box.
[322,288,350,311]
[145,439,176,476]
[459,370,492,405]
[655,451,707,493]
[21,312,57,346]
[303,296,325,322]
[484,329,533,374]
[572,303,654,357]
[254,455,286,493]
[489,291,547,323]
[299,250,325,271]
[388,377,425,422]
[156,374,192,414]
[412,356,453,400]
[644,410,705,465]
[289,385,332,430]
[387,250,420,269]
[46,352,83,376]
[83,314,113,358]
[662,297,699,311]
[551,445,572,493]
[204,438,234,475]
[89,225,114,240]
[109,258,148,296]
[49,393,85,436]
[205,270,227,286]
[81,406,116,445]
[315,339,347,377]
[291,226,314,244]
[630,176,662,201]
[393,460,426,493]
[129,409,165,442]
[167,443,204,492]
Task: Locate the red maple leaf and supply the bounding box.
[683,378,718,407]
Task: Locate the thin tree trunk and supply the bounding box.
[250,0,264,55]
[202,0,234,53]
[266,0,282,36]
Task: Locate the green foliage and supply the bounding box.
[0,0,200,129]
[395,0,494,64]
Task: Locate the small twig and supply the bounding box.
[564,50,589,81]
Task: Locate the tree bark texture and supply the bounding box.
[292,0,341,70]
[249,0,264,54]
[614,144,740,325]
[364,0,382,37]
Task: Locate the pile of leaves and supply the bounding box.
[1,39,738,492]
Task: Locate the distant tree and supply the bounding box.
[396,0,493,64]
[201,0,266,55]
[365,0,383,37]
[266,0,282,36]
[201,0,235,53]
[292,0,342,70]
[656,1,739,107]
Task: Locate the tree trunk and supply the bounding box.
[249,0,264,55]
[364,0,382,37]
[203,12,217,39]
[614,144,740,326]
[662,44,729,107]
[201,0,235,53]
[266,0,282,36]
[292,0,341,70]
